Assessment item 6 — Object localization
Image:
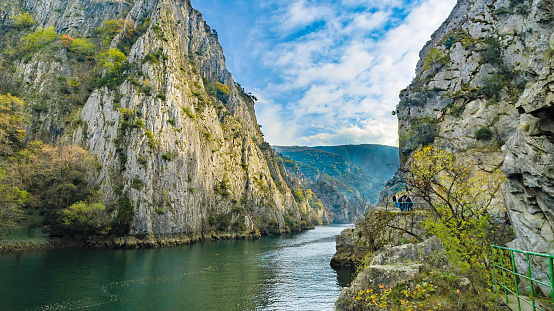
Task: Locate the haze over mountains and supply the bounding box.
[274,144,399,205]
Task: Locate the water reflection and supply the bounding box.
[0,224,353,311]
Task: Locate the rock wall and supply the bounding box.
[335,236,449,311]
[395,0,554,295]
[2,0,317,237]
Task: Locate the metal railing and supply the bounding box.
[491,245,554,311]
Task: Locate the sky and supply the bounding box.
[189,0,457,147]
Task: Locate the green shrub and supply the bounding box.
[213,179,231,197]
[21,27,59,51]
[424,47,450,71]
[450,104,465,117]
[293,189,304,203]
[475,126,493,140]
[142,47,166,64]
[443,35,455,48]
[480,37,503,65]
[69,38,95,55]
[61,201,105,235]
[182,107,195,119]
[167,119,175,126]
[232,205,245,213]
[131,175,144,189]
[232,219,246,231]
[137,156,147,167]
[161,153,172,161]
[215,82,229,95]
[30,103,48,113]
[12,12,34,29]
[145,130,155,148]
[96,19,123,46]
[110,197,133,236]
[97,48,127,72]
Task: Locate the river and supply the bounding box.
[0,224,354,311]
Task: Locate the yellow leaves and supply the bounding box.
[21,27,59,50]
[97,48,127,73]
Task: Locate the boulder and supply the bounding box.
[335,236,448,311]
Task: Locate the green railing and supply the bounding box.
[491,245,554,311]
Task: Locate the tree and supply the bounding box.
[0,167,28,234]
[21,27,59,51]
[403,145,505,279]
[70,38,95,55]
[0,93,26,155]
[97,48,127,72]
[12,12,34,29]
[13,143,99,228]
[61,201,105,235]
[96,19,124,46]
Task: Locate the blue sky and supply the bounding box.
[190,0,457,147]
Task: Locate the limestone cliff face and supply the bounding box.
[2,0,316,237]
[396,0,553,294]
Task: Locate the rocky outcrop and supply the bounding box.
[376,170,405,207]
[331,208,426,269]
[393,0,554,296]
[308,179,351,223]
[502,70,554,296]
[0,0,317,239]
[335,236,449,311]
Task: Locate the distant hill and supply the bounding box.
[274,144,399,204]
[313,145,399,180]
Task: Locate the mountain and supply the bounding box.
[274,145,399,213]
[0,0,319,244]
[390,0,554,292]
[314,144,398,180]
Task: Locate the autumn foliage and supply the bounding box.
[404,145,506,279]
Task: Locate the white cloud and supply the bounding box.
[278,0,332,32]
[253,0,457,146]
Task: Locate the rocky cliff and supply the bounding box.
[395,0,553,295]
[0,0,316,240]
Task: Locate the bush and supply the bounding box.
[61,201,105,235]
[0,168,28,230]
[182,107,195,119]
[97,48,127,72]
[405,145,507,280]
[293,189,304,202]
[161,153,172,161]
[110,197,133,236]
[0,93,26,151]
[131,175,144,190]
[70,38,95,55]
[12,12,34,29]
[424,47,450,72]
[475,126,493,140]
[96,19,124,46]
[450,104,465,117]
[21,27,59,51]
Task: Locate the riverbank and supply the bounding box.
[0,225,317,253]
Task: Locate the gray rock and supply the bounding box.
[335,236,448,311]
[393,0,554,298]
[5,0,320,238]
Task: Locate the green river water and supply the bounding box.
[0,224,354,311]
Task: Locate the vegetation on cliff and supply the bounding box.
[0,0,318,246]
[336,145,514,310]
